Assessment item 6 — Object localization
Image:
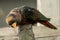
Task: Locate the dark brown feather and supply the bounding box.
[39,21,57,29]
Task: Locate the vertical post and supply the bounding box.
[18,24,35,40]
[37,0,41,12]
[37,0,42,26]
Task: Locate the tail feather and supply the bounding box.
[39,21,57,29]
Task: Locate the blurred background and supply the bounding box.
[0,0,59,40]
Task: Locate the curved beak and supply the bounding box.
[11,22,17,28]
[6,16,17,28]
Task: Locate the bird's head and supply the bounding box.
[6,8,22,28]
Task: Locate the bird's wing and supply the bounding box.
[32,8,50,21]
[32,8,57,29]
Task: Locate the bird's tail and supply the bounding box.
[39,21,57,30]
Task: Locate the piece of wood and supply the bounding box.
[18,24,35,40]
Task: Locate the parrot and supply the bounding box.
[5,6,57,29]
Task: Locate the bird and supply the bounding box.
[5,6,57,29]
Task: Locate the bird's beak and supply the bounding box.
[6,16,17,28]
[11,22,17,28]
